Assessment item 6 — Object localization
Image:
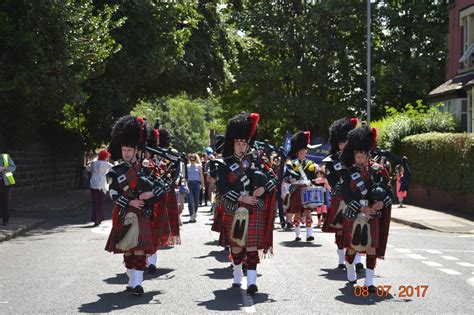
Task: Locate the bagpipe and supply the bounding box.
[128,145,188,217]
[252,140,287,185]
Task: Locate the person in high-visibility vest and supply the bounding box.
[0,152,16,225]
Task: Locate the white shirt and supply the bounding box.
[86,160,113,192]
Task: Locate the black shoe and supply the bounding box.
[93,222,100,227]
[295,237,301,242]
[348,280,357,285]
[132,285,144,296]
[367,285,377,294]
[285,223,293,230]
[148,264,157,274]
[355,263,365,273]
[306,236,314,242]
[337,263,346,270]
[232,283,241,288]
[125,286,133,292]
[247,284,258,295]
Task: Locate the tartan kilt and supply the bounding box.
[376,206,391,258]
[151,199,171,247]
[211,198,225,233]
[105,205,156,254]
[322,193,343,233]
[342,215,380,253]
[163,189,181,242]
[222,193,274,250]
[287,184,314,214]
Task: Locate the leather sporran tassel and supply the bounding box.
[230,207,249,247]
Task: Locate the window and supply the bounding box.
[463,18,469,67]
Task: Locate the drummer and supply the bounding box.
[284,131,319,242]
[313,168,331,227]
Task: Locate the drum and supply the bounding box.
[350,213,371,252]
[230,207,249,247]
[301,186,324,208]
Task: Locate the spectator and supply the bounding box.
[86,149,113,226]
[186,153,205,223]
[177,177,189,225]
[395,162,410,208]
[0,150,16,226]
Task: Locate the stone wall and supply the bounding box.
[7,144,85,201]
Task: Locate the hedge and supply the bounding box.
[401,132,474,194]
[372,102,456,152]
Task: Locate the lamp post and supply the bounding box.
[366,0,371,127]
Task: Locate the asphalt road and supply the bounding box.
[0,202,473,314]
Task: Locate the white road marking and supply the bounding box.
[438,268,461,275]
[456,262,474,268]
[441,255,459,261]
[424,249,442,254]
[422,261,443,267]
[240,277,256,313]
[467,277,474,287]
[386,243,395,248]
[0,301,8,304]
[406,254,427,260]
[395,248,412,253]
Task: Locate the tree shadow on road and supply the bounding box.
[196,288,274,311]
[194,249,229,263]
[334,283,399,305]
[78,290,162,313]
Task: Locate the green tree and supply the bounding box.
[221,0,368,141]
[0,0,122,150]
[131,94,221,153]
[85,0,237,148]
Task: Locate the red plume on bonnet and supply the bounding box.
[136,117,145,143]
[371,127,378,150]
[351,118,358,129]
[304,131,311,144]
[249,113,260,139]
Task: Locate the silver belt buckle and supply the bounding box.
[241,191,249,196]
[360,199,369,207]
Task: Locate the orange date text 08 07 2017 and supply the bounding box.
[354,285,429,298]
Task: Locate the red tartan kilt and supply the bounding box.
[211,200,225,233]
[287,184,307,214]
[342,215,380,253]
[163,189,180,240]
[152,200,171,247]
[322,194,343,233]
[105,205,156,254]
[221,193,274,250]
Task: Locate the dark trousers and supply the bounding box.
[0,182,10,223]
[90,188,105,223]
[188,181,201,217]
[276,188,285,224]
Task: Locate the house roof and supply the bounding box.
[427,71,474,102]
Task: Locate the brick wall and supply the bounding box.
[7,144,84,201]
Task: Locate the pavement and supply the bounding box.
[0,190,473,244]
[0,189,91,243]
